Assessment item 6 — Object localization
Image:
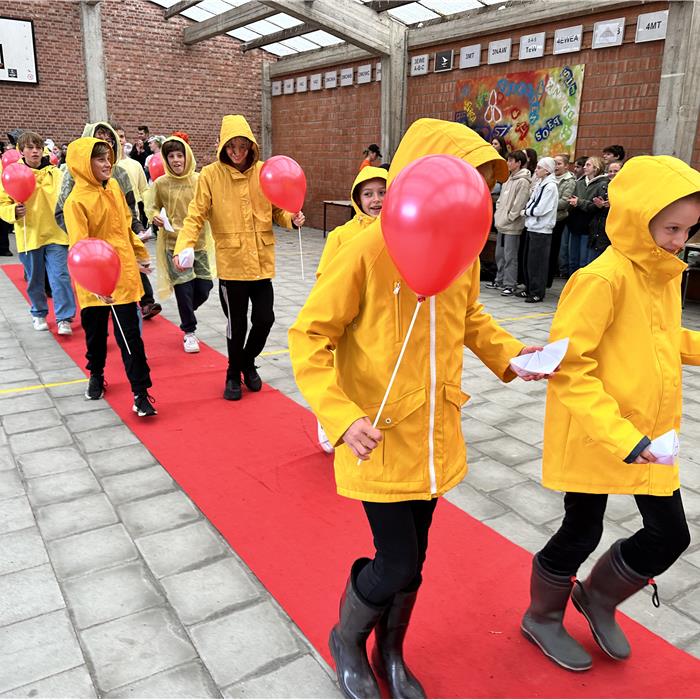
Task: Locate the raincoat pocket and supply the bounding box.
[260,230,275,246]
[218,233,241,249]
[443,383,470,456]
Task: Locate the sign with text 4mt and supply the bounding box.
[454,64,585,157]
[636,10,668,42]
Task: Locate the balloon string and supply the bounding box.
[356,298,424,466]
[298,224,305,281]
[110,304,132,355]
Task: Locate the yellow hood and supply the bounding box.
[350,166,387,217]
[607,155,700,277]
[162,136,196,179]
[82,122,122,161]
[218,114,259,169]
[66,137,113,187]
[387,118,508,188]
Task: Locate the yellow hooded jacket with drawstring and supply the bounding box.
[63,137,148,308]
[316,166,387,278]
[289,118,520,503]
[173,115,293,280]
[543,156,700,496]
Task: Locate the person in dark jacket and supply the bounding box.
[588,161,623,262]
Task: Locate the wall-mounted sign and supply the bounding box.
[459,44,481,69]
[411,54,429,76]
[519,32,545,60]
[488,39,511,64]
[553,25,582,55]
[340,67,353,86]
[636,10,668,43]
[271,81,282,96]
[357,64,372,84]
[325,70,337,89]
[296,76,307,92]
[592,17,625,49]
[376,61,382,81]
[0,17,38,84]
[283,78,294,94]
[310,73,322,91]
[434,49,453,73]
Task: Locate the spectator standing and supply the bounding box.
[549,154,576,284]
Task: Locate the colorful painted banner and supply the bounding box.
[454,64,585,157]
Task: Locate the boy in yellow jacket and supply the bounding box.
[289,118,548,699]
[522,156,700,672]
[173,115,304,401]
[64,137,157,417]
[0,131,76,334]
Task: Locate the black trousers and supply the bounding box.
[218,279,274,377]
[0,219,11,253]
[140,273,155,307]
[356,499,438,605]
[547,220,567,288]
[522,229,552,300]
[538,490,690,579]
[81,303,152,394]
[174,278,213,333]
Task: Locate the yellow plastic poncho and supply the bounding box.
[543,156,700,496]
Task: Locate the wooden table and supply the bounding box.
[322,200,353,238]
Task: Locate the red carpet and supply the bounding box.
[5,263,699,697]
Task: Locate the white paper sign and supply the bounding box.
[459,44,481,69]
[178,247,194,269]
[271,81,282,96]
[340,67,353,86]
[648,429,679,465]
[357,64,372,84]
[411,54,429,76]
[159,207,174,232]
[310,73,322,91]
[325,70,337,89]
[295,76,307,92]
[510,338,569,376]
[376,61,382,82]
[553,25,582,55]
[636,10,668,43]
[519,31,545,60]
[488,39,511,64]
[593,18,625,49]
[283,78,294,94]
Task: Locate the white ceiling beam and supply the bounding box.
[183,0,277,44]
[242,22,321,51]
[268,42,373,77]
[164,0,201,20]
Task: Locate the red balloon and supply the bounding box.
[149,154,165,181]
[1,150,21,169]
[50,152,60,166]
[259,155,306,212]
[67,239,121,297]
[381,154,492,297]
[1,163,36,203]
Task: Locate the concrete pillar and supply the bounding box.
[79,0,109,122]
[380,23,408,162]
[653,0,700,161]
[261,62,272,160]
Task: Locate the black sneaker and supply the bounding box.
[223,378,242,401]
[141,303,162,320]
[85,375,106,400]
[242,366,262,392]
[133,393,157,417]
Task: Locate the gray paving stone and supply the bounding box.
[118,491,200,538]
[0,368,38,389]
[0,665,96,698]
[476,387,538,409]
[0,496,34,534]
[0,428,5,446]
[225,654,340,698]
[18,446,88,478]
[460,417,503,443]
[102,466,174,504]
[65,409,122,433]
[2,408,62,435]
[510,458,543,480]
[680,634,700,659]
[0,445,16,471]
[80,608,197,693]
[54,395,107,416]
[0,610,85,694]
[48,381,91,398]
[48,524,138,580]
[481,511,549,555]
[673,586,700,624]
[444,481,506,520]
[75,425,139,453]
[88,443,156,477]
[473,435,541,467]
[0,468,23,500]
[63,561,164,629]
[0,391,53,416]
[618,594,700,647]
[492,481,565,526]
[603,494,639,522]
[499,415,546,445]
[654,558,700,602]
[104,661,219,699]
[0,527,48,575]
[685,547,700,569]
[136,522,228,579]
[465,457,530,493]
[26,469,101,507]
[0,564,65,626]
[462,400,514,426]
[36,493,118,541]
[190,602,300,688]
[161,557,260,626]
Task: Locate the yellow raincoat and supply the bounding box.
[316,166,387,278]
[0,158,67,253]
[64,137,148,309]
[174,115,293,280]
[543,156,700,496]
[289,118,520,503]
[118,156,149,206]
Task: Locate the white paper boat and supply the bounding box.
[510,338,569,376]
[648,429,679,465]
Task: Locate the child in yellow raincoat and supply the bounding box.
[522,156,700,673]
[289,118,549,699]
[64,137,157,417]
[148,136,214,354]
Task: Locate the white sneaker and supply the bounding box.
[317,420,334,454]
[183,333,200,353]
[32,317,49,331]
[57,320,72,335]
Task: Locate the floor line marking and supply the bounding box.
[0,378,88,395]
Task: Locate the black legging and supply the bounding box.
[356,499,438,605]
[538,490,690,578]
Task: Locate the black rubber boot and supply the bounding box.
[329,558,386,699]
[521,555,592,671]
[571,539,653,660]
[371,589,426,699]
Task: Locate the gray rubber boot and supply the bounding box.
[371,590,426,699]
[571,539,652,660]
[329,559,386,699]
[521,555,593,671]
